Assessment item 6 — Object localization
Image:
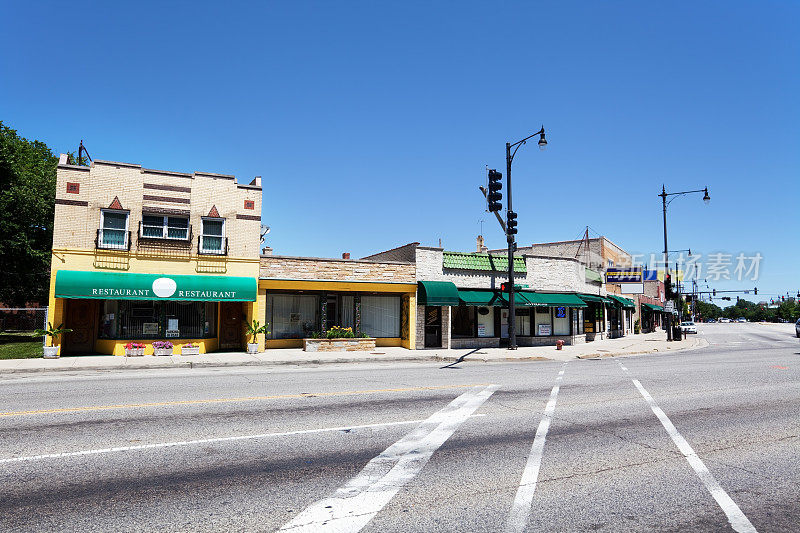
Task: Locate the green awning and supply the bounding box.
[523,292,588,308]
[498,292,534,307]
[642,303,664,312]
[417,281,459,306]
[579,294,605,303]
[54,270,257,301]
[459,290,503,307]
[608,294,636,309]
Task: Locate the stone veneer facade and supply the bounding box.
[260,256,415,283]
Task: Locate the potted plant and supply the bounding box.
[244,319,269,354]
[34,322,73,359]
[152,340,174,356]
[124,342,145,356]
[181,342,200,356]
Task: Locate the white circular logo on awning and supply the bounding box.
[152,277,177,298]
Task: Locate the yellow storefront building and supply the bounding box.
[47,155,264,355]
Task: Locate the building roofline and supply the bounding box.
[56,163,90,171]
[361,242,421,259]
[93,159,143,169]
[194,171,235,180]
[142,168,193,178]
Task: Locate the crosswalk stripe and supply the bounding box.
[617,361,758,533]
[279,384,498,533]
[504,362,567,533]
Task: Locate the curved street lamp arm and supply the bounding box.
[507,127,545,165]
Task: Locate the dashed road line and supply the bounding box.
[504,362,567,533]
[0,383,490,418]
[617,360,758,533]
[279,384,498,533]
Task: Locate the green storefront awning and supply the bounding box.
[417,281,460,306]
[642,303,664,312]
[608,294,636,309]
[585,268,603,283]
[579,294,605,303]
[459,290,502,307]
[497,292,535,307]
[524,292,588,308]
[54,270,257,301]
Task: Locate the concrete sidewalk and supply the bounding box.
[0,331,708,374]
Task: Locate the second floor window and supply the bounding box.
[200,218,225,253]
[100,210,129,249]
[142,215,189,240]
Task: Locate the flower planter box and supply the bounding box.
[125,348,145,357]
[247,343,259,354]
[181,347,201,356]
[153,348,174,356]
[303,338,376,352]
[43,346,60,359]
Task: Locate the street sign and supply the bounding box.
[664,301,675,312]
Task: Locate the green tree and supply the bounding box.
[0,122,58,306]
[694,301,722,320]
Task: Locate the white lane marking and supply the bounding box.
[279,384,498,533]
[504,362,567,533]
[616,361,757,533]
[0,416,482,465]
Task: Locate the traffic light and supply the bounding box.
[664,274,673,299]
[754,287,757,295]
[487,169,502,212]
[713,289,716,296]
[506,211,518,236]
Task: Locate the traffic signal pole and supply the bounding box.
[506,142,517,350]
[661,186,673,341]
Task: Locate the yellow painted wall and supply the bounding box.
[96,337,219,356]
[258,282,417,351]
[48,247,259,354]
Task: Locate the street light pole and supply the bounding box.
[658,185,710,341]
[505,127,546,350]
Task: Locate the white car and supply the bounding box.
[680,321,698,334]
[719,318,730,323]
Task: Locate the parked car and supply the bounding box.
[737,317,747,323]
[680,321,698,334]
[719,318,730,323]
[795,318,800,338]
[706,318,716,323]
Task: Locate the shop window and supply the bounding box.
[200,218,226,254]
[266,294,319,339]
[451,304,476,338]
[98,301,217,340]
[477,306,494,337]
[361,295,401,338]
[577,308,585,334]
[535,307,552,336]
[553,306,570,335]
[142,214,189,240]
[515,308,531,336]
[99,210,129,249]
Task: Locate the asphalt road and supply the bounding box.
[1,323,797,532]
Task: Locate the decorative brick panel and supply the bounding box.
[260,256,416,283]
[244,200,255,210]
[66,182,80,194]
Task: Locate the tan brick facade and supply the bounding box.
[54,160,262,260]
[260,256,415,283]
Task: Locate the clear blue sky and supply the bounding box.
[2,1,798,301]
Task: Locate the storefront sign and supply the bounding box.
[54,271,257,302]
[477,324,486,337]
[142,323,159,335]
[605,268,643,283]
[538,324,552,336]
[620,283,644,294]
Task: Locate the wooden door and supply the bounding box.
[219,302,243,350]
[63,299,98,354]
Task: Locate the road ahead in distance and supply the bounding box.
[1,323,797,532]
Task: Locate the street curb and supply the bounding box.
[0,338,709,375]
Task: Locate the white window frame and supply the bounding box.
[200,217,226,254]
[141,214,190,240]
[99,209,129,249]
